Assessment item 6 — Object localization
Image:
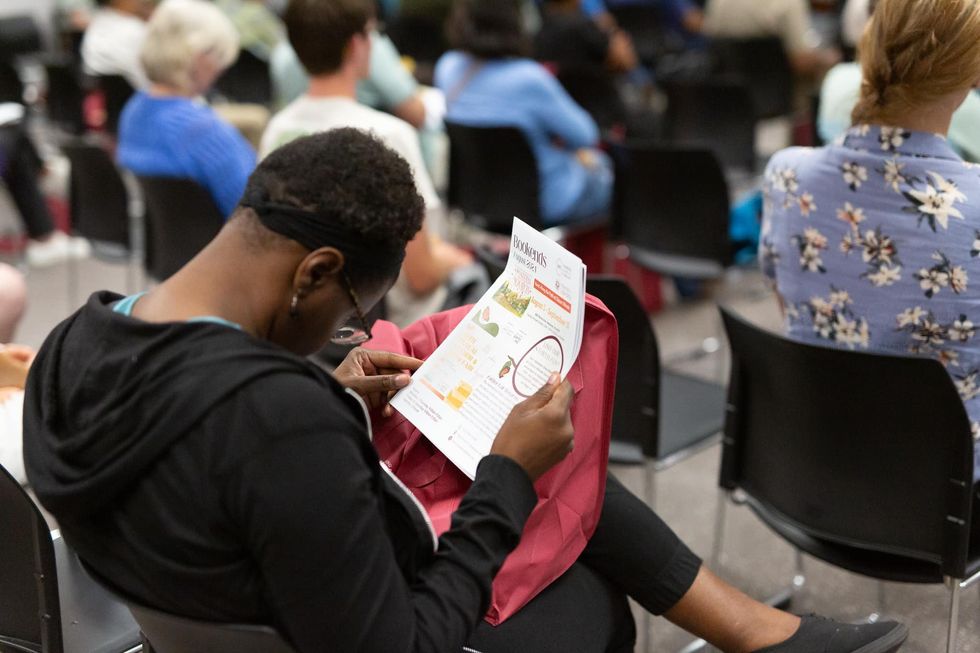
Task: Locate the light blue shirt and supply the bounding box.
[435,51,599,224]
[819,63,980,164]
[761,125,980,479]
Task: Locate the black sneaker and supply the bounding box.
[751,614,908,653]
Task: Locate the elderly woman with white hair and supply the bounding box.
[117,0,256,218]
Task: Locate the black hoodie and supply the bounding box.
[23,292,537,653]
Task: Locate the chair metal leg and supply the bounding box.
[67,251,79,312]
[710,489,729,569]
[792,550,806,595]
[945,576,961,653]
[642,462,653,653]
[867,581,885,623]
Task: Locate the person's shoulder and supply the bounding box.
[434,50,469,88]
[768,145,819,169]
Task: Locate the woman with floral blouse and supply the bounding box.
[761,0,980,525]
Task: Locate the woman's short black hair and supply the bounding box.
[239,128,424,288]
[448,0,531,60]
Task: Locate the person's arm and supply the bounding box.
[392,96,427,130]
[401,219,473,295]
[531,66,599,148]
[605,29,638,72]
[228,376,574,653]
[783,0,841,77]
[366,32,424,127]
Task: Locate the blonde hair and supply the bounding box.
[140,0,240,94]
[852,0,980,125]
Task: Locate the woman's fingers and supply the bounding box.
[359,349,423,372]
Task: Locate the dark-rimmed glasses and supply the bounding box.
[330,270,373,345]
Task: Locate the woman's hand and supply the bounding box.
[332,348,423,416]
[491,374,575,482]
[0,344,36,389]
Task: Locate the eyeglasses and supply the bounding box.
[330,270,373,346]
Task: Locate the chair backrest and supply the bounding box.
[662,79,756,171]
[0,464,64,653]
[719,307,976,578]
[128,602,297,653]
[138,176,224,281]
[710,37,794,120]
[445,121,542,233]
[43,57,86,135]
[0,16,44,61]
[613,144,732,275]
[586,275,660,458]
[62,141,130,247]
[554,65,628,132]
[212,49,272,106]
[98,75,134,135]
[0,60,24,104]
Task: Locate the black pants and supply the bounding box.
[0,124,55,239]
[467,474,703,652]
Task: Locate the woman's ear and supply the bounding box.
[294,247,345,295]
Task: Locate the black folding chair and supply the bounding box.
[445,122,542,235]
[588,275,726,490]
[62,140,138,300]
[0,60,24,104]
[97,75,135,135]
[212,49,272,106]
[717,307,980,653]
[0,463,143,653]
[662,79,757,172]
[0,15,44,60]
[588,275,726,653]
[43,56,86,135]
[554,65,629,134]
[137,177,224,281]
[710,37,794,120]
[613,144,732,280]
[445,121,607,245]
[126,602,296,653]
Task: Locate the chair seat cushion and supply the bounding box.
[54,538,142,653]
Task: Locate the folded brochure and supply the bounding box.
[390,217,587,479]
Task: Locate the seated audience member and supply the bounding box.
[23,128,907,653]
[117,0,257,219]
[760,0,980,546]
[214,0,285,62]
[0,343,34,485]
[262,0,476,328]
[818,0,980,162]
[702,0,840,78]
[271,29,441,130]
[840,0,869,50]
[0,123,90,267]
[582,0,705,42]
[81,0,155,89]
[536,0,637,74]
[437,0,613,226]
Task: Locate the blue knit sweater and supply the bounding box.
[117,92,256,218]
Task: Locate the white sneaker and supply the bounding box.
[26,232,91,268]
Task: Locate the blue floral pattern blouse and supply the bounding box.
[761,124,980,479]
